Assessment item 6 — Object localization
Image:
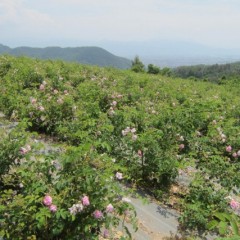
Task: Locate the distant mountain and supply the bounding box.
[0,44,131,69]
[97,40,240,67]
[99,40,240,58]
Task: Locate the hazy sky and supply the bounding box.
[1,0,240,49]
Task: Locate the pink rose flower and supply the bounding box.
[57,98,63,104]
[212,120,217,125]
[103,229,109,238]
[230,199,239,210]
[226,145,232,153]
[49,204,57,212]
[131,128,136,133]
[221,134,226,139]
[112,101,117,106]
[232,152,238,158]
[132,134,137,141]
[93,210,103,219]
[138,150,143,157]
[38,106,45,111]
[122,130,127,136]
[43,195,52,206]
[106,204,114,213]
[26,145,31,151]
[179,144,185,150]
[116,172,123,180]
[237,150,240,156]
[30,98,37,104]
[82,196,90,206]
[19,147,28,155]
[117,94,123,99]
[39,84,45,91]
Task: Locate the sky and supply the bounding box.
[1,0,240,50]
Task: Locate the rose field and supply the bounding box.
[0,55,240,240]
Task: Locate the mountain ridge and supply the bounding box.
[0,44,131,69]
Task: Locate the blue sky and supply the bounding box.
[1,0,240,49]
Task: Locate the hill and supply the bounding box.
[0,55,240,239]
[172,61,240,82]
[0,44,131,69]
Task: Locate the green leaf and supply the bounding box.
[207,220,219,230]
[230,219,239,236]
[123,226,131,238]
[218,221,228,235]
[71,214,76,221]
[221,213,232,222]
[60,210,67,219]
[214,212,227,222]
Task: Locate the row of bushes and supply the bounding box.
[0,55,240,238]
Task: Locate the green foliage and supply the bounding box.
[161,67,172,76]
[172,61,240,83]
[147,64,160,74]
[131,56,145,73]
[1,55,240,238]
[208,212,240,237]
[208,212,240,240]
[179,175,228,231]
[0,137,137,239]
[0,121,29,179]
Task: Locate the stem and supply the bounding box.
[141,151,144,180]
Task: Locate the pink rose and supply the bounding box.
[30,98,37,104]
[226,145,232,153]
[131,128,136,133]
[106,204,114,213]
[230,199,239,210]
[43,195,52,206]
[237,150,240,156]
[179,144,185,150]
[39,84,45,91]
[82,196,90,206]
[138,150,143,157]
[49,204,57,212]
[112,101,117,106]
[93,210,103,219]
[103,229,109,238]
[26,145,31,151]
[38,106,45,111]
[19,147,28,155]
[57,98,63,104]
[116,172,123,180]
[132,134,137,141]
[122,130,127,136]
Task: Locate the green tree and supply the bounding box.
[147,64,160,74]
[131,56,145,73]
[161,67,172,76]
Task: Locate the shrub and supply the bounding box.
[147,64,160,74]
[131,56,145,73]
[0,143,137,239]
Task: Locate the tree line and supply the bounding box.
[131,56,240,83]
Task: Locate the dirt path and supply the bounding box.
[130,196,179,240]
